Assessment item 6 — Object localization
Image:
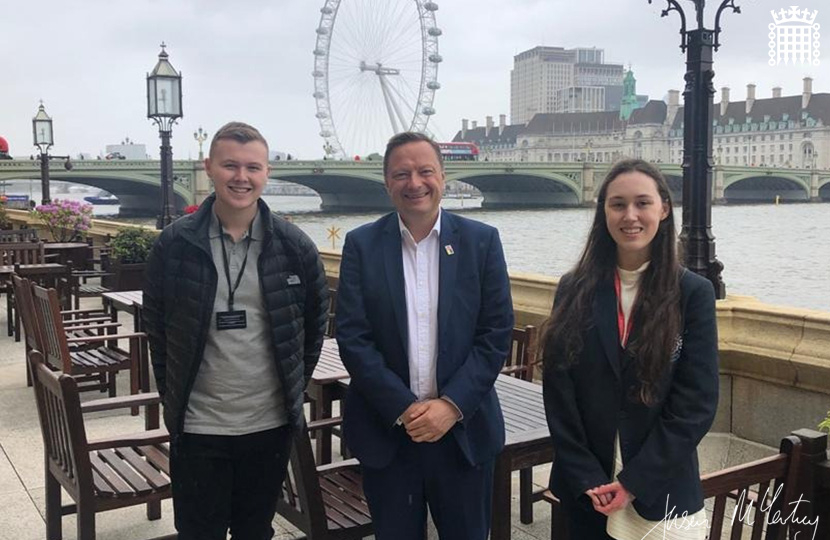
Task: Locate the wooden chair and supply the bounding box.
[277,418,373,540]
[1,241,46,336]
[502,325,539,381]
[30,282,142,400]
[28,350,171,540]
[700,435,802,540]
[0,227,39,243]
[68,249,116,310]
[13,275,117,387]
[542,435,804,540]
[0,240,45,264]
[325,287,338,338]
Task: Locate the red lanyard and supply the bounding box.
[614,270,635,348]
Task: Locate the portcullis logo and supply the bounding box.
[769,6,820,66]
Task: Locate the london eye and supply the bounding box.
[313,0,442,159]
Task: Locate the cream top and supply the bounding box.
[617,262,648,346]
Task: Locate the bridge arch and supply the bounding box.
[270,171,391,211]
[0,169,192,216]
[723,172,809,203]
[818,175,830,201]
[447,171,582,208]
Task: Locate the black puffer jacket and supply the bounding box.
[142,194,329,437]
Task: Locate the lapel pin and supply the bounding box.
[444,245,454,255]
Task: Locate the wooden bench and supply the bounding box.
[541,434,804,539]
[277,418,373,540]
[28,350,171,540]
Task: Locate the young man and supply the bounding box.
[143,122,329,540]
[335,132,514,539]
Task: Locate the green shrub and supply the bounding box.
[110,227,157,264]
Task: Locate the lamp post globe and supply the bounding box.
[146,42,183,229]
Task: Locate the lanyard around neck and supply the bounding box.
[614,270,635,348]
[217,217,253,311]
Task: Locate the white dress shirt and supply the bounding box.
[398,211,441,401]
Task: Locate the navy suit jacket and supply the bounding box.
[543,269,719,521]
[336,211,514,469]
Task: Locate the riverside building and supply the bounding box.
[461,77,829,170]
[510,46,625,124]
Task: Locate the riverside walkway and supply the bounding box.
[0,299,561,540]
[0,295,795,539]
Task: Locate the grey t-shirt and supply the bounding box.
[183,209,287,435]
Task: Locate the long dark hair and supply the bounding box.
[540,158,681,405]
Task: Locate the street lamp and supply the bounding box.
[648,0,741,299]
[194,127,208,161]
[32,102,72,205]
[146,42,182,229]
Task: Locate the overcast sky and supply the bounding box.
[2,0,825,160]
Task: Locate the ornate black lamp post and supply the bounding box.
[146,43,183,229]
[32,102,72,205]
[649,0,740,299]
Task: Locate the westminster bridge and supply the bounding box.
[1,159,829,215]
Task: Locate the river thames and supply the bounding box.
[261,195,829,313]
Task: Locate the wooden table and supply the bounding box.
[43,242,91,270]
[101,290,149,393]
[0,263,68,278]
[491,375,551,539]
[102,290,143,318]
[305,346,553,538]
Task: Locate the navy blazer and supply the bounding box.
[336,211,514,469]
[543,268,719,521]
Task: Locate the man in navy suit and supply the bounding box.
[335,132,514,540]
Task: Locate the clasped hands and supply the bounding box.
[400,399,460,443]
[585,481,634,516]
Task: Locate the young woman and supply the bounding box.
[541,159,719,539]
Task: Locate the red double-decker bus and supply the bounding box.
[438,142,479,161]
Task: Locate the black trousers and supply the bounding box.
[170,425,291,540]
[361,433,494,540]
